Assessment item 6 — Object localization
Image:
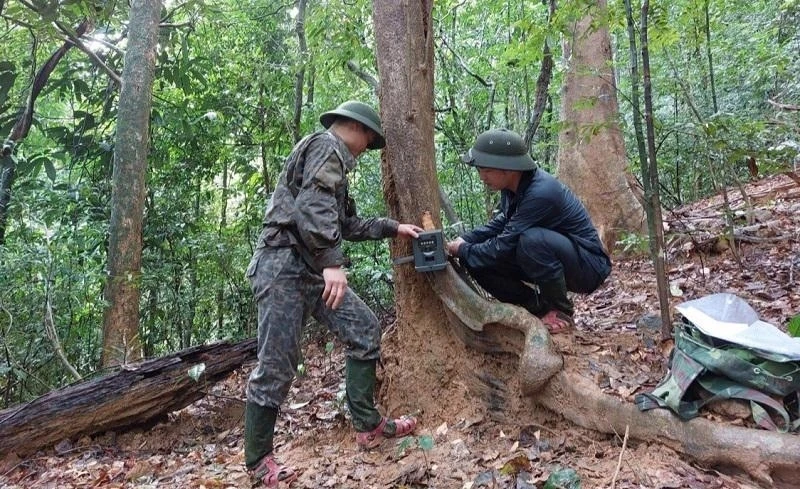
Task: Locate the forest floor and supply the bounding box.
[1,172,799,489]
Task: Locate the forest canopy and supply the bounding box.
[0,0,798,409]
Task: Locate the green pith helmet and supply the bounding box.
[319,100,386,150]
[461,128,535,170]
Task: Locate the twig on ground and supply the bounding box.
[610,424,629,489]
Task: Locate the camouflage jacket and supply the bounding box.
[257,130,398,272]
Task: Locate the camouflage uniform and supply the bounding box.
[244,130,398,467]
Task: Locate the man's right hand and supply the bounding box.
[446,237,465,256]
[322,266,348,310]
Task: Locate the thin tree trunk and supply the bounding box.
[291,0,308,143]
[703,0,718,114]
[640,0,672,336]
[44,286,82,381]
[258,86,272,194]
[523,0,556,149]
[101,0,161,368]
[216,159,228,336]
[183,183,201,349]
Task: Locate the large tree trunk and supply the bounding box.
[372,0,449,419]
[101,0,161,367]
[557,0,644,251]
[0,339,255,458]
[371,2,799,486]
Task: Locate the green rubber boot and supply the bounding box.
[244,401,278,470]
[345,357,384,433]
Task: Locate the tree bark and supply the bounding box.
[523,0,556,149]
[0,339,256,458]
[640,0,672,336]
[373,0,459,419]
[557,0,644,252]
[101,0,161,367]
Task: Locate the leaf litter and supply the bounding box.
[2,173,799,488]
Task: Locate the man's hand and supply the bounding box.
[322,266,348,310]
[397,223,423,239]
[446,237,465,256]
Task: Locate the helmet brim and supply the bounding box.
[461,147,536,171]
[320,110,386,149]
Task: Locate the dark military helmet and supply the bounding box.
[461,128,535,171]
[319,100,386,150]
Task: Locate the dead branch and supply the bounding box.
[43,294,81,382]
[768,99,800,111]
[345,60,378,91]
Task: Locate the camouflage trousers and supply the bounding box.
[245,246,381,408]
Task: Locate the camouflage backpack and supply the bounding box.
[635,320,800,432]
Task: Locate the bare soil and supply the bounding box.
[1,173,798,489]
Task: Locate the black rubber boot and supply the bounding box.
[520,282,547,316]
[345,357,384,433]
[244,401,278,470]
[538,276,574,316]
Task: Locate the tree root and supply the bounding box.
[539,370,800,487]
[431,265,562,393]
[432,264,800,486]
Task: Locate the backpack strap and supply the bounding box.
[634,347,705,419]
[695,375,792,431]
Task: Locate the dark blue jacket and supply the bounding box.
[458,168,611,284]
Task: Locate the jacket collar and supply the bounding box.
[325,130,357,172]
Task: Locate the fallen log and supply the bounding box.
[0,338,256,458]
[432,263,800,486]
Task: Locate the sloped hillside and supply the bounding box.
[1,173,798,489]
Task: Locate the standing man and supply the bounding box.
[245,101,421,487]
[446,128,611,333]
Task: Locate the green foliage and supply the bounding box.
[396,434,435,457]
[788,316,800,338]
[615,231,649,255]
[1,0,798,409]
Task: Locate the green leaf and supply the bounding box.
[43,158,56,182]
[788,316,800,338]
[325,341,334,354]
[187,363,206,381]
[73,110,96,130]
[417,435,434,451]
[544,467,581,489]
[396,437,415,453]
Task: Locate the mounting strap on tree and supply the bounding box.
[635,321,800,432]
